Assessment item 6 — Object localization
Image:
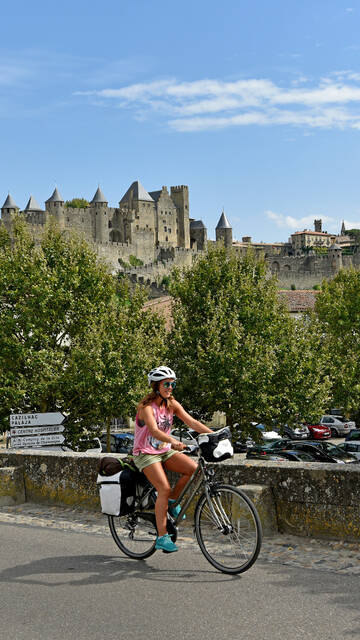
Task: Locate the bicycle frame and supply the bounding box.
[169,456,221,526]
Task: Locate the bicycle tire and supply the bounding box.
[194,484,262,574]
[108,511,157,559]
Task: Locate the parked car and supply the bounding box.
[284,440,358,464]
[337,441,360,460]
[100,432,134,454]
[345,429,360,442]
[170,428,198,454]
[254,423,283,441]
[319,415,355,437]
[275,450,316,462]
[305,423,331,440]
[282,424,310,440]
[247,445,315,462]
[246,439,292,459]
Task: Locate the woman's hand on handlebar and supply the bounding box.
[171,440,187,452]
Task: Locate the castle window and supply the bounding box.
[168,228,171,233]
[166,236,168,241]
[185,205,188,209]
[136,225,139,230]
[164,226,167,232]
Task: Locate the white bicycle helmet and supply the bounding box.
[148,366,176,386]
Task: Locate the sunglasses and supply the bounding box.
[162,381,176,389]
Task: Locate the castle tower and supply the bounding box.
[314,219,322,232]
[91,186,108,243]
[24,195,43,213]
[119,181,156,244]
[1,193,19,229]
[45,187,65,230]
[216,210,233,248]
[170,185,190,249]
[341,220,346,235]
[329,243,343,274]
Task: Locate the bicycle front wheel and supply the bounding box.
[108,511,157,559]
[194,485,262,574]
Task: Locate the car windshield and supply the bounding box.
[318,442,345,454]
[290,451,315,461]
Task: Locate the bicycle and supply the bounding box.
[107,439,262,575]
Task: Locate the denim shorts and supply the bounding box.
[133,449,178,472]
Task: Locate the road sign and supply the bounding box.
[9,413,66,427]
[10,425,65,437]
[10,434,65,449]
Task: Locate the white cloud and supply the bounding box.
[266,210,336,231]
[344,220,360,229]
[78,72,360,133]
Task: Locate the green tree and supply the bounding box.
[314,267,360,421]
[65,198,89,208]
[167,245,329,434]
[345,228,360,244]
[0,218,165,444]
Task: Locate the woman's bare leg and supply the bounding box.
[164,453,197,500]
[143,462,171,537]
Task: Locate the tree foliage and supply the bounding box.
[167,246,329,433]
[0,218,165,443]
[65,198,89,208]
[314,267,360,421]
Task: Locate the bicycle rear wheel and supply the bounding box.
[194,484,262,574]
[108,511,157,559]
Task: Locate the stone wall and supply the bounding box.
[1,449,360,541]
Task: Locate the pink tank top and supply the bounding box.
[133,402,174,455]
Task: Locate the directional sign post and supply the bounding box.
[10,425,65,437]
[10,413,66,427]
[10,434,65,449]
[9,413,67,449]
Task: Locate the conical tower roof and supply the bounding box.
[120,180,154,204]
[190,219,206,229]
[46,187,64,203]
[24,195,42,211]
[2,193,18,209]
[216,211,232,229]
[91,186,107,204]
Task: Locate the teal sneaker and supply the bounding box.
[155,534,178,553]
[168,499,186,520]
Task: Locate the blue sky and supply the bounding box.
[2,0,360,241]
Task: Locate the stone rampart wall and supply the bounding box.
[1,450,360,541]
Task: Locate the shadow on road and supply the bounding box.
[0,553,239,587]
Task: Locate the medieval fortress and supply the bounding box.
[1,180,359,289]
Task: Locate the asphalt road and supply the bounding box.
[1,521,359,640]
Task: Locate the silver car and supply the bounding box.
[338,441,360,460]
[319,415,355,437]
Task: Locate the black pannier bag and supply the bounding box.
[198,427,234,462]
[97,456,144,516]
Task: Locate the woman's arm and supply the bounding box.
[140,405,186,451]
[172,400,213,434]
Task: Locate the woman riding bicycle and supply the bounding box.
[133,365,212,553]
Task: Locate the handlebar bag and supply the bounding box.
[198,427,234,462]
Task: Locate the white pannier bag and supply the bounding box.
[97,470,136,516]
